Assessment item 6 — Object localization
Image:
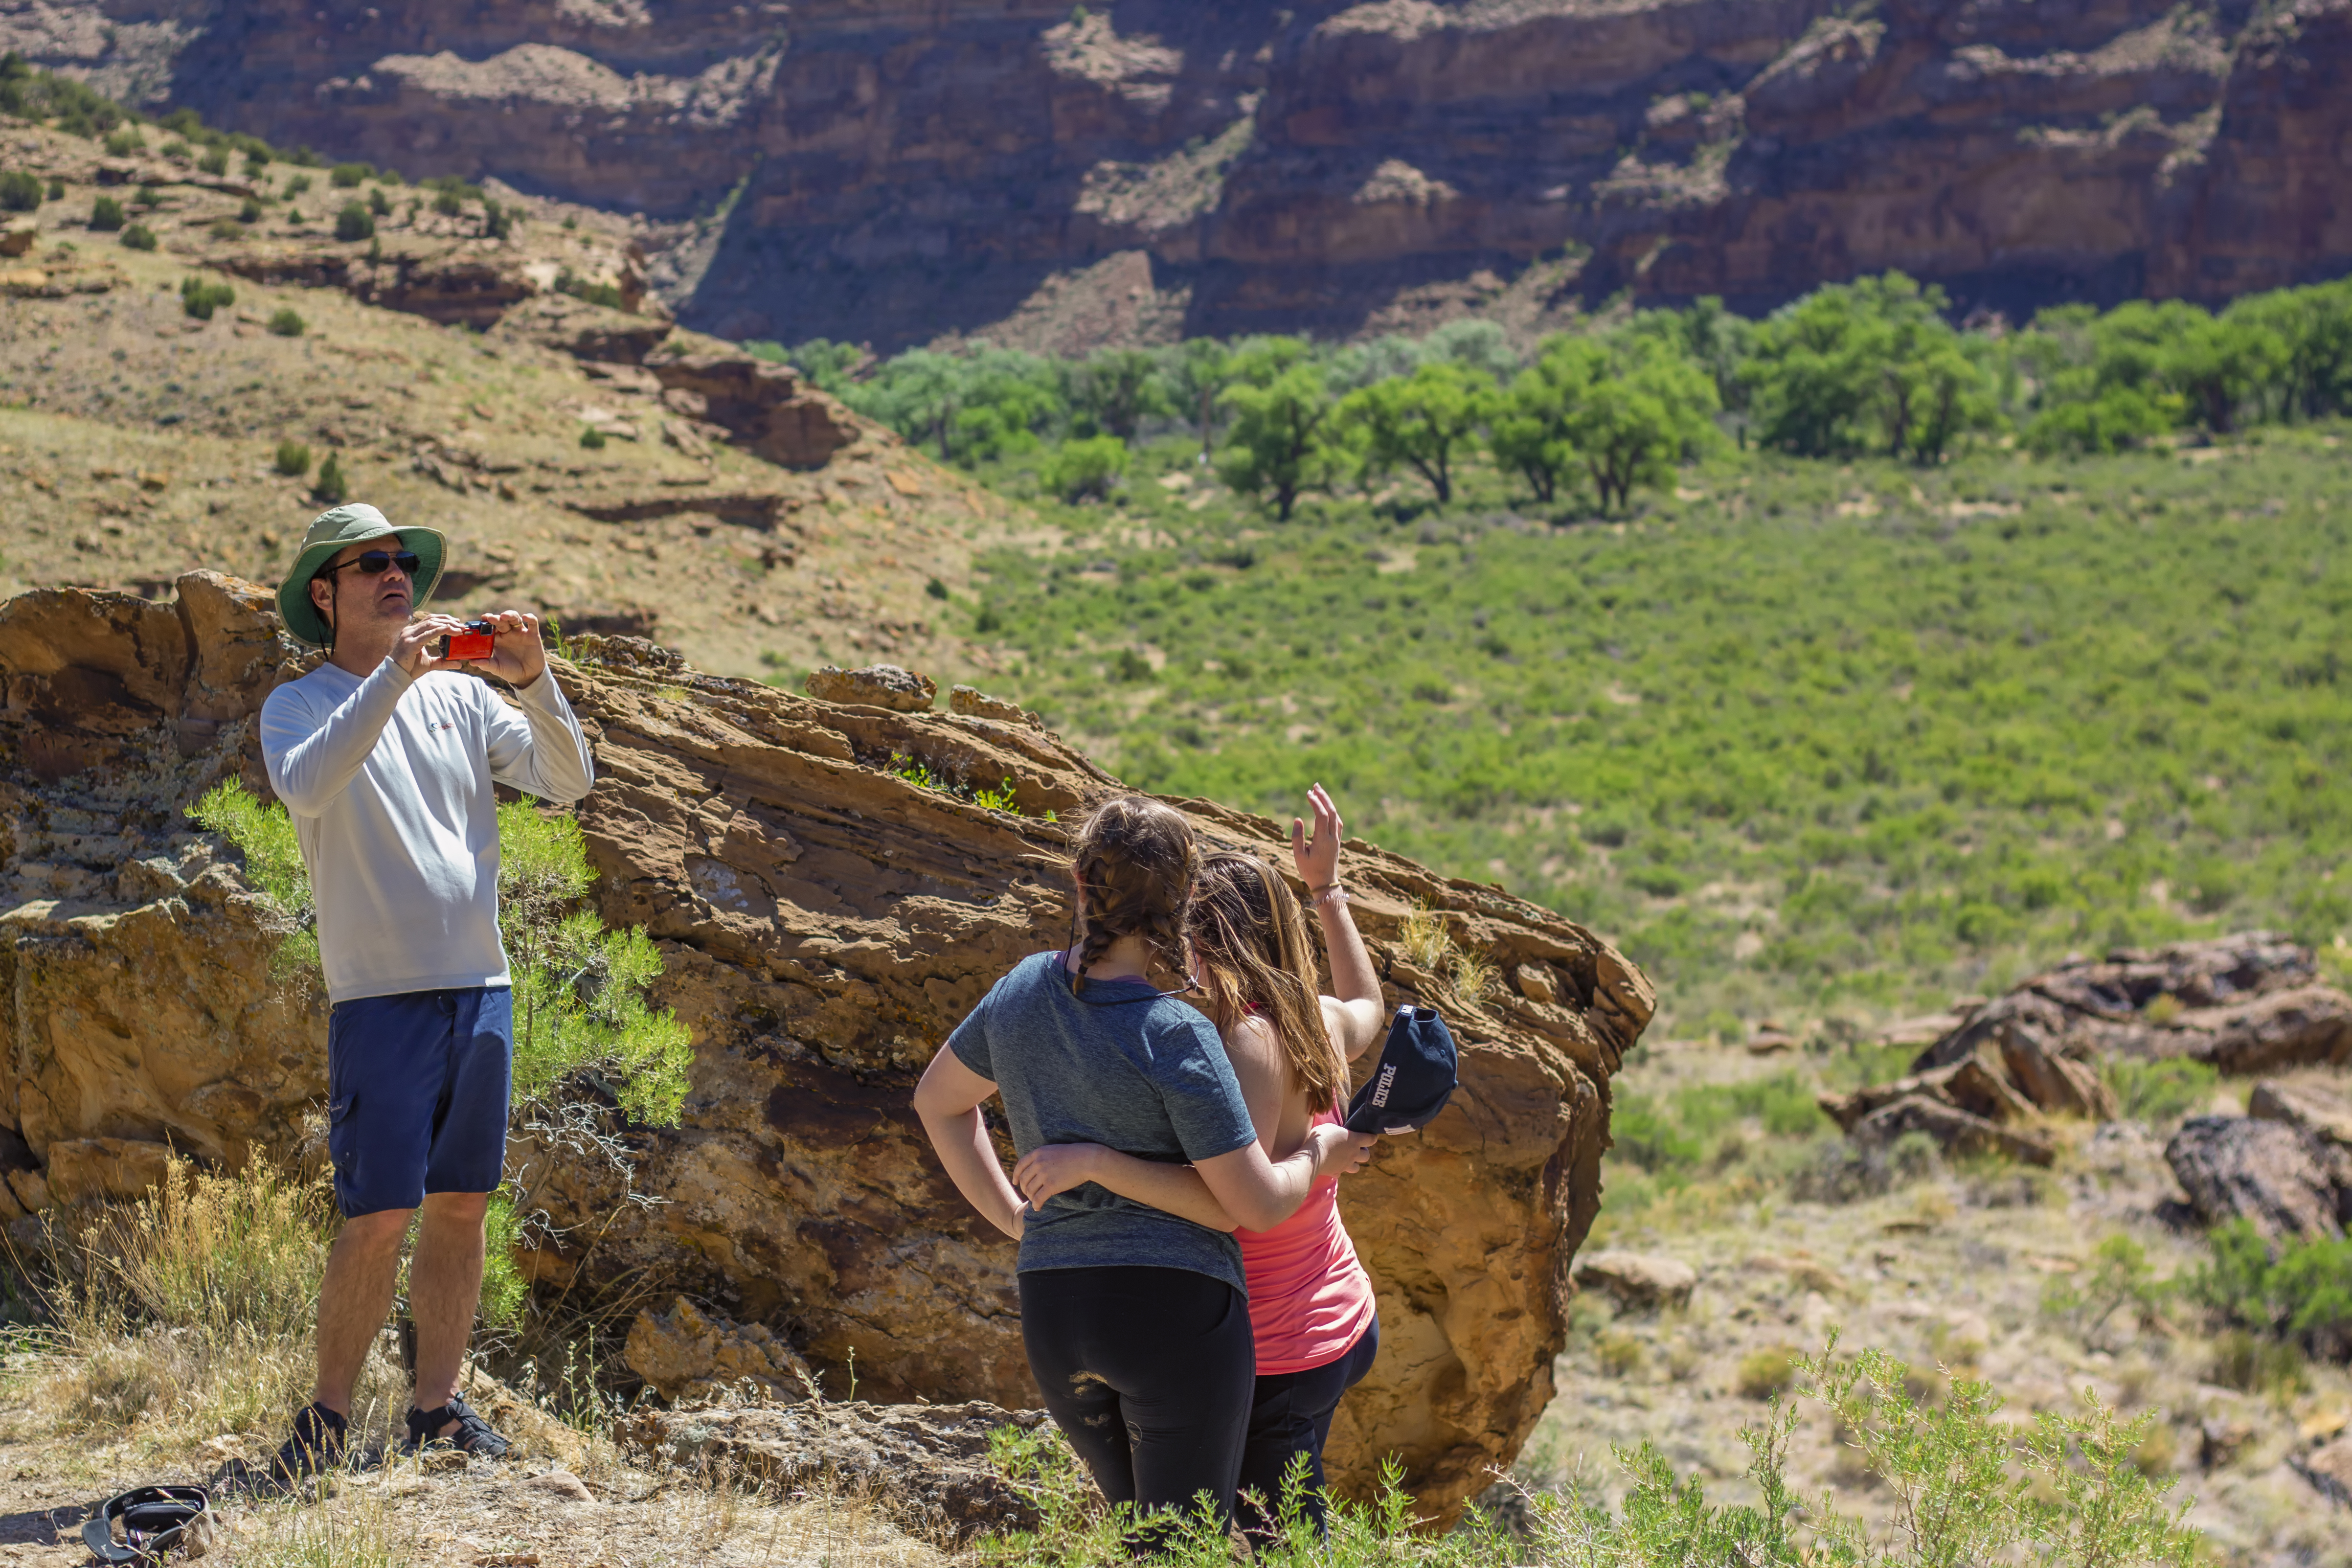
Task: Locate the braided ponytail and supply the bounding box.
[1187,852,1344,1112]
[1068,796,1198,992]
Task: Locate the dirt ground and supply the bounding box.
[1520,1041,2352,1567]
[0,1362,944,1568]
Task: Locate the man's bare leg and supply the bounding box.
[312,1207,413,1416]
[408,1190,489,1437]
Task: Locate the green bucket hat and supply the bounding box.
[276,503,446,648]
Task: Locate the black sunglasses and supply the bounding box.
[316,549,420,580]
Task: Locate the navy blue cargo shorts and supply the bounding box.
[326,986,514,1218]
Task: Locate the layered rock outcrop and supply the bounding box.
[11,0,2344,346]
[1821,935,2352,1162]
[0,575,1650,1523]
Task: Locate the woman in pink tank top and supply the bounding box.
[1013,785,1389,1540]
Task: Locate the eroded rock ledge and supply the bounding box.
[0,572,1650,1522]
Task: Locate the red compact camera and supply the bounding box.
[436,620,498,661]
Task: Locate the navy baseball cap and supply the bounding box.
[1345,1006,1459,1134]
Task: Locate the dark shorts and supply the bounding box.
[326,986,514,1218]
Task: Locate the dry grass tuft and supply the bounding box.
[1399,904,1499,1008]
[8,1159,407,1454]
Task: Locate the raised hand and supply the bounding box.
[474,609,549,688]
[1290,782,1345,892]
[391,614,467,679]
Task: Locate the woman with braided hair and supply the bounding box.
[1010,784,1389,1542]
[915,794,1375,1540]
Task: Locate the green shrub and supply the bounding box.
[272,439,310,476]
[132,183,158,207]
[118,222,155,250]
[0,169,42,210]
[2188,1219,2352,1352]
[926,576,950,600]
[281,173,311,198]
[328,161,372,187]
[432,188,463,217]
[196,147,228,176]
[267,307,304,338]
[2104,1058,2216,1123]
[367,185,390,217]
[102,126,145,157]
[238,197,260,224]
[2040,1232,2174,1347]
[89,194,123,230]
[554,267,625,309]
[1041,434,1129,502]
[45,176,62,200]
[1734,1346,1797,1399]
[333,201,373,242]
[311,452,347,503]
[578,425,607,449]
[185,781,694,1319]
[179,274,235,319]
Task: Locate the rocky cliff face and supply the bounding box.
[7,0,2345,348]
[0,574,1650,1522]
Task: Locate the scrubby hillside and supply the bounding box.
[0,113,997,678]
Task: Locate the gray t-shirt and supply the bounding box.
[949,950,1257,1292]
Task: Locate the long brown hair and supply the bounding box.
[1187,852,1344,1112]
[1068,795,1198,992]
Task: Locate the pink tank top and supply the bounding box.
[1235,1102,1377,1374]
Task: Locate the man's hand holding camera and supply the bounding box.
[392,610,548,687]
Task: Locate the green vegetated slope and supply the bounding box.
[950,434,2352,1031]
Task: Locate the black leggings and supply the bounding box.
[1019,1267,1255,1533]
[1235,1317,1381,1542]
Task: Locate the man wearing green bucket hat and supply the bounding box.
[259,502,595,1477]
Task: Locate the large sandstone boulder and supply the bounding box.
[0,574,1649,1524]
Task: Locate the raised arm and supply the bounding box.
[261,660,412,817]
[1295,784,1385,1062]
[478,613,595,805]
[913,1045,1024,1241]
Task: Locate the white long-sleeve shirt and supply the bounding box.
[259,659,596,1004]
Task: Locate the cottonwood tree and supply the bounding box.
[1334,360,1495,505]
[1217,357,1336,521]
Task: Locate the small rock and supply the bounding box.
[0,219,36,257]
[2200,1417,2256,1469]
[948,683,1039,727]
[624,1295,814,1405]
[1572,1250,1697,1311]
[419,1447,469,1474]
[806,663,936,712]
[179,1511,221,1560]
[2293,1435,2352,1506]
[521,1470,594,1503]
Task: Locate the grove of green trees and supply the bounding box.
[752,272,2352,515]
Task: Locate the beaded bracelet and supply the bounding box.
[1311,884,1349,908]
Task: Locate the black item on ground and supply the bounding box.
[1019,1265,1254,1545]
[82,1485,211,1565]
[405,1391,512,1459]
[269,1400,348,1481]
[1344,1006,1459,1135]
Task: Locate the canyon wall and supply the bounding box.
[5,0,2346,347]
[0,572,1650,1522]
